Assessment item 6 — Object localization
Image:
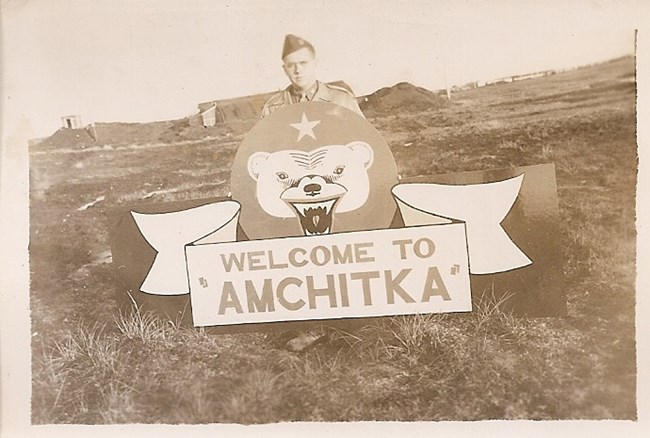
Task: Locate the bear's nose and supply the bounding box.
[304,183,321,195]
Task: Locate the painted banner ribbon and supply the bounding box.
[132,174,530,297]
[131,201,241,295]
[393,174,531,275]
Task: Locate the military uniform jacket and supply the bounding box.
[261,81,364,118]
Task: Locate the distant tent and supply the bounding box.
[199,105,217,127]
[61,115,82,129]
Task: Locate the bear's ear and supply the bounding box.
[247,152,270,181]
[347,141,374,170]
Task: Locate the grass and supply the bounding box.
[33,293,556,423]
[29,56,637,423]
[32,284,633,422]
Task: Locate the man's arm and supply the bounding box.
[260,90,287,118]
[347,94,364,117]
[319,82,365,118]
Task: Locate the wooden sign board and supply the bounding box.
[109,102,565,332]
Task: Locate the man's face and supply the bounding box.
[282,47,317,91]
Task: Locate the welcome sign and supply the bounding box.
[110,102,565,327]
[186,224,471,326]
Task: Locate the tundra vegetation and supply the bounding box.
[30,57,636,423]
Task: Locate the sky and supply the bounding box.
[1,0,642,140]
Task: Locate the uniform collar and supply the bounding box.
[289,81,319,102]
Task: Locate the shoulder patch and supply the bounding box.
[324,83,355,96]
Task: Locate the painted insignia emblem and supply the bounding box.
[247,139,374,235]
[231,102,399,240]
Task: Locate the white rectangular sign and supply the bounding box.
[185,223,472,327]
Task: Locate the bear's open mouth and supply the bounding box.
[288,198,339,235]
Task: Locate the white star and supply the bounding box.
[290,113,321,141]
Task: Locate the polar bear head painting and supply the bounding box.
[247,141,374,235]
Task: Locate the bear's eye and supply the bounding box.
[333,165,345,175]
[276,172,289,181]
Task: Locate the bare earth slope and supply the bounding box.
[29,56,636,422]
[360,81,449,117]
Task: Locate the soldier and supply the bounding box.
[262,34,363,117]
[261,35,364,352]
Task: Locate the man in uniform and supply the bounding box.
[262,34,363,117]
[260,35,363,352]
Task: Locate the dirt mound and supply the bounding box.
[360,82,448,117]
[89,121,181,145]
[31,128,96,151]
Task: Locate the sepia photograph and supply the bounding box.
[1,0,648,436]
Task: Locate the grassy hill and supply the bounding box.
[29,55,636,423]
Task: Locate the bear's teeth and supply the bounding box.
[294,199,336,216]
[322,199,335,215]
[305,227,330,236]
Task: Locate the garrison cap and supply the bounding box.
[282,34,315,59]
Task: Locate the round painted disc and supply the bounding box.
[231,101,398,240]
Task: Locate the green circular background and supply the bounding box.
[230,101,398,240]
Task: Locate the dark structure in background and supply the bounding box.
[190,81,355,127]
